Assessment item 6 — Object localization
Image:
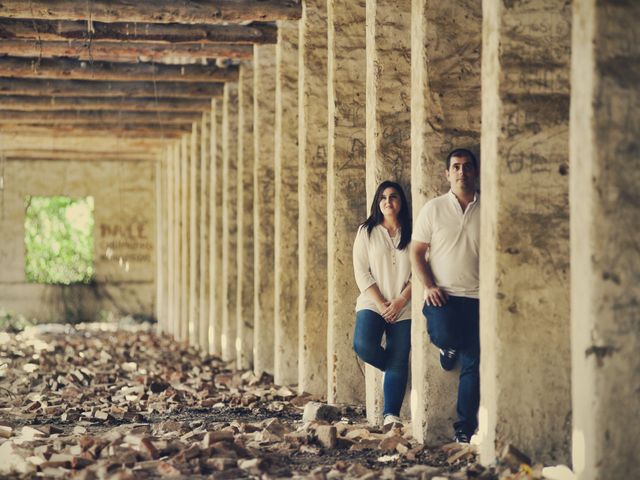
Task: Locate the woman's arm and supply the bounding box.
[353,227,389,311]
[364,284,390,312]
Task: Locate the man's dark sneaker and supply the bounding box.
[439,348,458,371]
[454,431,470,443]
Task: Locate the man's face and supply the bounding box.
[446,155,477,192]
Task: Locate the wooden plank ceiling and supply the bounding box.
[0,0,301,161]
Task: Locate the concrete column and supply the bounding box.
[274,20,299,386]
[155,158,166,331]
[166,147,175,336]
[298,0,328,395]
[253,44,277,376]
[172,142,181,339]
[222,84,239,362]
[326,0,366,405]
[410,1,482,443]
[211,101,224,356]
[180,134,190,342]
[570,2,640,478]
[479,0,571,464]
[189,123,201,346]
[198,112,210,352]
[237,63,255,370]
[362,0,411,422]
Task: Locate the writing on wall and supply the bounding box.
[99,221,153,263]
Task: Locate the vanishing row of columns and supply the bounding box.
[155,1,639,478]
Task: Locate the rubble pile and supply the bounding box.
[0,324,551,479]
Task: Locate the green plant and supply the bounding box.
[24,196,95,285]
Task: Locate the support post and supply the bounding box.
[274,20,299,386]
[189,123,201,345]
[180,134,190,342]
[298,0,328,395]
[237,63,255,370]
[253,44,277,376]
[570,1,640,478]
[198,112,210,352]
[326,0,367,405]
[211,101,224,356]
[410,0,482,443]
[479,0,571,464]
[222,84,239,361]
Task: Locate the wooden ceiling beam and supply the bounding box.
[0,1,302,24]
[0,110,202,125]
[0,57,239,82]
[0,96,213,112]
[2,150,159,162]
[0,123,190,138]
[0,19,278,44]
[0,78,224,98]
[0,40,253,63]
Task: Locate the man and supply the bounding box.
[410,148,480,443]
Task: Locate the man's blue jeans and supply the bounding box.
[422,296,479,436]
[353,309,411,416]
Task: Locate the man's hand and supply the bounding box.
[381,297,406,323]
[424,286,448,307]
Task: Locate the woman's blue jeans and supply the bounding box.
[352,309,411,416]
[423,296,479,436]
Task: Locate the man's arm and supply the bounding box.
[410,241,448,306]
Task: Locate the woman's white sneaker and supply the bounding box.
[383,414,402,431]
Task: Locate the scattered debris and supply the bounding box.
[0,323,560,479]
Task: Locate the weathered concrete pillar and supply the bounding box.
[180,134,190,342]
[410,1,482,443]
[570,2,640,478]
[154,159,166,332]
[361,0,411,422]
[326,0,366,404]
[198,112,210,352]
[237,63,255,370]
[211,101,224,356]
[479,0,571,464]
[172,142,181,339]
[274,20,299,386]
[222,84,239,362]
[189,123,201,346]
[298,0,328,395]
[165,146,175,336]
[253,44,277,376]
[154,159,163,329]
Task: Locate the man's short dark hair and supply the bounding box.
[446,148,478,170]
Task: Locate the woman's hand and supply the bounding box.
[377,300,390,313]
[381,297,406,323]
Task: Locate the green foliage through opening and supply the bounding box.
[25,196,95,285]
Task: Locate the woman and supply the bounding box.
[352,180,412,427]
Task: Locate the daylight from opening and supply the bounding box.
[24,196,95,285]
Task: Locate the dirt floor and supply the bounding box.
[0,322,539,479]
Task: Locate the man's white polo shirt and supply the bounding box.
[412,190,480,299]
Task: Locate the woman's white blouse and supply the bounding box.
[352,224,411,321]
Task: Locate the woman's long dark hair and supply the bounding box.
[360,180,412,250]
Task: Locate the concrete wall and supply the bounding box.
[0,159,156,322]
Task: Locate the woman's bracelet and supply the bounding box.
[400,291,410,301]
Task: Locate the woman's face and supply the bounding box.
[378,187,402,219]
